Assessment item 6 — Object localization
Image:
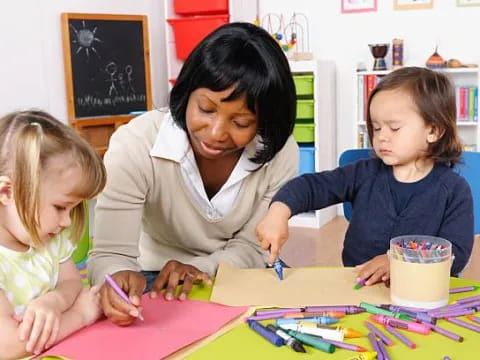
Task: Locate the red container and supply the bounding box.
[174,0,229,15]
[167,15,229,61]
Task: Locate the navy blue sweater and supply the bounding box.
[273,159,474,275]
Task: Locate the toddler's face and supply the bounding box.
[369,88,436,169]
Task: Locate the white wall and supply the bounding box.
[259,0,480,158]
[0,0,168,123]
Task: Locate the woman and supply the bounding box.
[88,22,298,326]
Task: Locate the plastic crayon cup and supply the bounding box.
[389,235,452,309]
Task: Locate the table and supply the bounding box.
[186,277,480,360]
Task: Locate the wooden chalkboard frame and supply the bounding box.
[61,13,152,155]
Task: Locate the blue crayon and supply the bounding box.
[266,324,306,353]
[276,316,338,326]
[247,320,285,346]
[273,257,283,280]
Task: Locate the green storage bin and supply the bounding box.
[293,121,315,143]
[296,99,314,119]
[293,75,314,97]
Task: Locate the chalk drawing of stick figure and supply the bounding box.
[105,62,118,97]
[125,65,136,95]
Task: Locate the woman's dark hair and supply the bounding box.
[366,66,463,166]
[170,22,296,165]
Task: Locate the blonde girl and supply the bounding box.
[0,110,106,358]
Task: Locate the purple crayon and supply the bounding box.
[445,317,480,333]
[368,333,384,360]
[354,278,367,290]
[423,323,464,342]
[247,313,287,321]
[255,308,304,316]
[376,337,391,360]
[365,321,394,346]
[433,308,475,318]
[456,294,480,304]
[385,325,416,349]
[466,314,480,324]
[449,285,479,294]
[305,305,365,314]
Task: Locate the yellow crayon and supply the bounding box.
[344,351,377,360]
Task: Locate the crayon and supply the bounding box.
[320,338,367,352]
[266,324,306,353]
[276,316,339,326]
[364,321,394,346]
[466,314,480,324]
[376,337,391,360]
[247,320,284,346]
[104,274,144,321]
[445,317,480,333]
[255,308,303,316]
[367,333,383,360]
[360,302,411,321]
[354,278,367,290]
[273,257,283,280]
[344,352,378,360]
[284,311,345,318]
[286,330,335,353]
[385,325,416,349]
[423,323,463,342]
[370,315,431,335]
[310,324,363,338]
[449,285,479,294]
[305,305,365,314]
[279,323,344,341]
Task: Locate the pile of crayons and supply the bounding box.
[390,236,451,263]
[245,285,480,360]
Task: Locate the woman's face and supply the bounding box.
[185,87,258,160]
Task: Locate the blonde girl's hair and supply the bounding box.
[0,110,106,247]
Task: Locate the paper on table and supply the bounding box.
[210,263,391,307]
[41,294,248,360]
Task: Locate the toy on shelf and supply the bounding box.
[392,38,404,69]
[261,12,313,61]
[446,59,478,68]
[426,46,446,69]
[368,43,389,71]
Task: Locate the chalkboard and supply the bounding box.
[62,13,152,120]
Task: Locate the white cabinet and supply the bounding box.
[288,60,337,229]
[355,68,479,150]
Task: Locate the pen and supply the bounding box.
[104,274,145,321]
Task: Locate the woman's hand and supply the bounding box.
[356,254,390,286]
[150,260,211,301]
[99,270,146,326]
[17,292,62,355]
[255,201,291,265]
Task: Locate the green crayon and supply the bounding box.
[286,330,335,353]
[360,302,412,321]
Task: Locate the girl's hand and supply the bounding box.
[356,254,390,286]
[150,260,211,301]
[256,201,291,265]
[100,270,146,326]
[18,293,61,355]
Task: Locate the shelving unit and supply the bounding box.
[164,0,256,87]
[354,67,480,150]
[288,60,337,229]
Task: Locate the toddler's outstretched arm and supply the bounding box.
[256,201,292,265]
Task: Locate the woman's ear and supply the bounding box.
[0,176,14,205]
[427,126,444,144]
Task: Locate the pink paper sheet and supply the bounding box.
[41,295,247,359]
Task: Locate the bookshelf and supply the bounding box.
[288,60,337,228]
[355,67,480,150]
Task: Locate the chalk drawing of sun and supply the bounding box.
[70,20,102,61]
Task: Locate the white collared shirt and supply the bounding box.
[149,113,261,220]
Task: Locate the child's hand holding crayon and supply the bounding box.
[355,254,390,287]
[256,201,292,265]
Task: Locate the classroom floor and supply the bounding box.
[282,216,480,281]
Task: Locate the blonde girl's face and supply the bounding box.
[369,88,439,174]
[1,154,83,249]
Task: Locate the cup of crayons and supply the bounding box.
[389,235,452,309]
